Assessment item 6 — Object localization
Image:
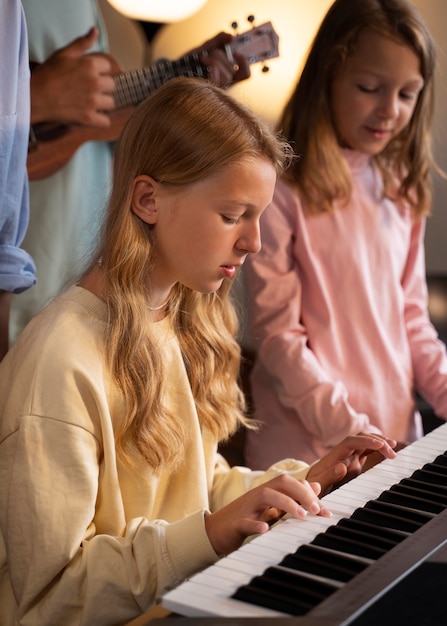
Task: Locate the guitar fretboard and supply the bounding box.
[113,55,206,109]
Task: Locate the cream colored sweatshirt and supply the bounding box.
[0,286,309,626]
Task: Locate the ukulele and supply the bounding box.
[27,21,279,181]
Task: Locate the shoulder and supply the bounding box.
[267,177,304,221]
[9,286,107,380]
[274,177,300,203]
[0,287,113,437]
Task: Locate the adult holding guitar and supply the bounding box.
[9,0,252,344]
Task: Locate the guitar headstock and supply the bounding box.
[230,21,279,67]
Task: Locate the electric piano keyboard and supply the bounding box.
[162,422,447,622]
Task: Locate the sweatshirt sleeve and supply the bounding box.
[403,218,447,416]
[245,182,380,448]
[1,415,218,626]
[209,452,310,510]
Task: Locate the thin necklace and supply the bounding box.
[147,298,170,311]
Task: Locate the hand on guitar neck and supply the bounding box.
[28,21,279,181]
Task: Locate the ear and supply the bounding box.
[131,175,159,224]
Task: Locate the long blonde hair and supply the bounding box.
[88,77,293,470]
[279,0,438,217]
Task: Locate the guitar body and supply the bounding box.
[27,22,279,180]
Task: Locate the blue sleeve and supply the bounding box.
[0,0,36,293]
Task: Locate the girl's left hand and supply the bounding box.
[307,433,397,496]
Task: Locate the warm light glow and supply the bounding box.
[106,0,208,23]
[150,0,333,126]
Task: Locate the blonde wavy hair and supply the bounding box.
[279,0,439,217]
[87,77,293,470]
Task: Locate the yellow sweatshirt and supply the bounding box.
[0,286,309,626]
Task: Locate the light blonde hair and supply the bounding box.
[279,0,439,217]
[88,77,293,470]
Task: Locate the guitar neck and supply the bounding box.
[112,21,279,110]
[113,54,206,109]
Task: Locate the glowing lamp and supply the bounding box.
[106,0,208,23]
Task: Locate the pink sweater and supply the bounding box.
[245,150,447,468]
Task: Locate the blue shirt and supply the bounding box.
[0,0,36,293]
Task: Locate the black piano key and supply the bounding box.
[281,543,367,582]
[311,530,386,560]
[233,583,310,615]
[384,485,447,513]
[432,452,447,466]
[351,504,425,533]
[390,482,447,506]
[324,522,399,552]
[412,467,447,485]
[422,461,447,476]
[377,488,447,515]
[364,498,435,525]
[336,517,409,544]
[400,476,447,497]
[232,566,338,615]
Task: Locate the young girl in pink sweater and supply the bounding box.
[245,0,447,468]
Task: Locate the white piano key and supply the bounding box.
[323,493,365,513]
[228,541,288,568]
[254,527,321,552]
[212,553,265,577]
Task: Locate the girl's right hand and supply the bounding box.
[204,474,331,556]
[307,432,397,495]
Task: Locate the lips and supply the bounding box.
[220,264,237,278]
[366,126,393,137]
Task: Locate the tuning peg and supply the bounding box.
[247,15,255,26]
[231,21,238,33]
[261,65,270,73]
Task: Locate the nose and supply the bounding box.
[236,221,262,255]
[377,91,400,120]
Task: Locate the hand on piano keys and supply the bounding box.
[307,432,398,495]
[205,474,332,557]
[205,433,397,557]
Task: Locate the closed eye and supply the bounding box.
[358,84,377,93]
[222,215,241,225]
[357,84,421,101]
[399,90,419,101]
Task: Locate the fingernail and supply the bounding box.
[309,502,321,515]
